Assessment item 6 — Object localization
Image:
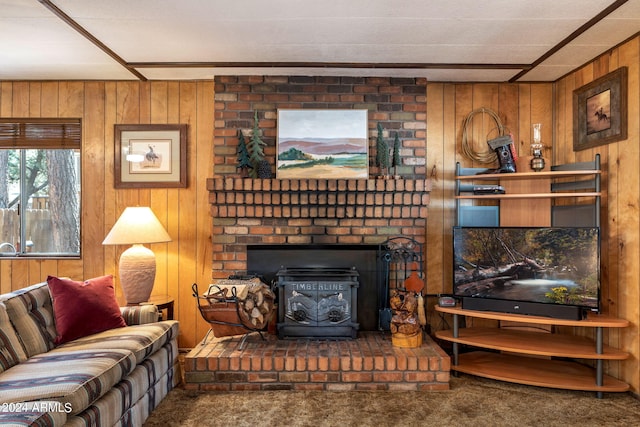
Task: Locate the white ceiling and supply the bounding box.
[1,0,639,82]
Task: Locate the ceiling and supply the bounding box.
[1,0,640,82]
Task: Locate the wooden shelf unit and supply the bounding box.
[455,155,601,227]
[435,305,630,396]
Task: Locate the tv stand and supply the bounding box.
[435,305,629,398]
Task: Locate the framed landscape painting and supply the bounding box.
[277,109,369,179]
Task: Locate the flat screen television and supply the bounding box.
[453,227,600,320]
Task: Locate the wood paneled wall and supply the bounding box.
[554,36,640,394]
[0,81,215,349]
[1,35,638,393]
[425,82,553,297]
[426,35,640,394]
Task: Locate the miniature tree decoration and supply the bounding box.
[247,111,267,178]
[392,132,401,176]
[236,129,252,177]
[376,122,390,176]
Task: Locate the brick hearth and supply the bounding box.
[183,332,450,391]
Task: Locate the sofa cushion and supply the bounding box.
[0,348,136,416]
[0,302,28,372]
[1,282,56,358]
[65,340,178,427]
[57,320,179,364]
[47,275,127,344]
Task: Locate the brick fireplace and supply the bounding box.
[208,75,430,281]
[182,75,450,392]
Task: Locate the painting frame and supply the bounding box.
[573,67,627,151]
[276,109,369,179]
[114,124,187,188]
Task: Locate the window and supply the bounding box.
[0,119,81,257]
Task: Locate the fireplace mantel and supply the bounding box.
[207,177,431,219]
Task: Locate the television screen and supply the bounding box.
[453,227,600,312]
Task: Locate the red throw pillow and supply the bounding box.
[47,275,127,344]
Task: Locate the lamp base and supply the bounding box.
[119,244,156,304]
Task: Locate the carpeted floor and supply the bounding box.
[145,374,640,426]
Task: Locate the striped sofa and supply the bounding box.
[0,281,179,426]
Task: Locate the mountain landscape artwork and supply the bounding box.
[277,109,369,179]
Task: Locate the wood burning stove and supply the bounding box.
[276,267,359,339]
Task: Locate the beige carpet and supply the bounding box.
[145,374,640,426]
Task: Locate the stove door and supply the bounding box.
[283,282,318,326]
[316,282,352,325]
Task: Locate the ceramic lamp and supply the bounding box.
[102,207,171,304]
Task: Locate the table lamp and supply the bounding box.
[102,207,172,304]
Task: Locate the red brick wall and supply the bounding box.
[214,76,427,177]
[210,76,429,280]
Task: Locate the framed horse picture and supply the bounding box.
[573,67,627,151]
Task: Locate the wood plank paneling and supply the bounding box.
[1,36,638,393]
[0,81,214,349]
[427,81,553,332]
[552,37,640,394]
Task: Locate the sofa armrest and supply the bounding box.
[120,304,160,325]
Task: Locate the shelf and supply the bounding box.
[456,192,601,199]
[453,351,629,393]
[455,156,600,227]
[448,155,622,394]
[435,305,629,328]
[456,170,601,180]
[436,306,630,395]
[435,328,629,359]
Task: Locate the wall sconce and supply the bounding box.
[102,207,172,304]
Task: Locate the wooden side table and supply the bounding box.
[144,295,175,320]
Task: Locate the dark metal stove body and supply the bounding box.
[277,267,359,339]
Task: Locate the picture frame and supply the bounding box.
[573,67,627,151]
[114,124,187,188]
[276,109,369,179]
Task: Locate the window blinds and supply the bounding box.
[0,118,81,148]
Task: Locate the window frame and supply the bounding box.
[0,118,81,259]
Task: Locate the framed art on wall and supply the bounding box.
[114,124,187,188]
[573,67,627,151]
[276,109,369,179]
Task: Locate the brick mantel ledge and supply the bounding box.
[207,177,431,219]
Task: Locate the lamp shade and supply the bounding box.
[102,207,171,304]
[102,207,172,245]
